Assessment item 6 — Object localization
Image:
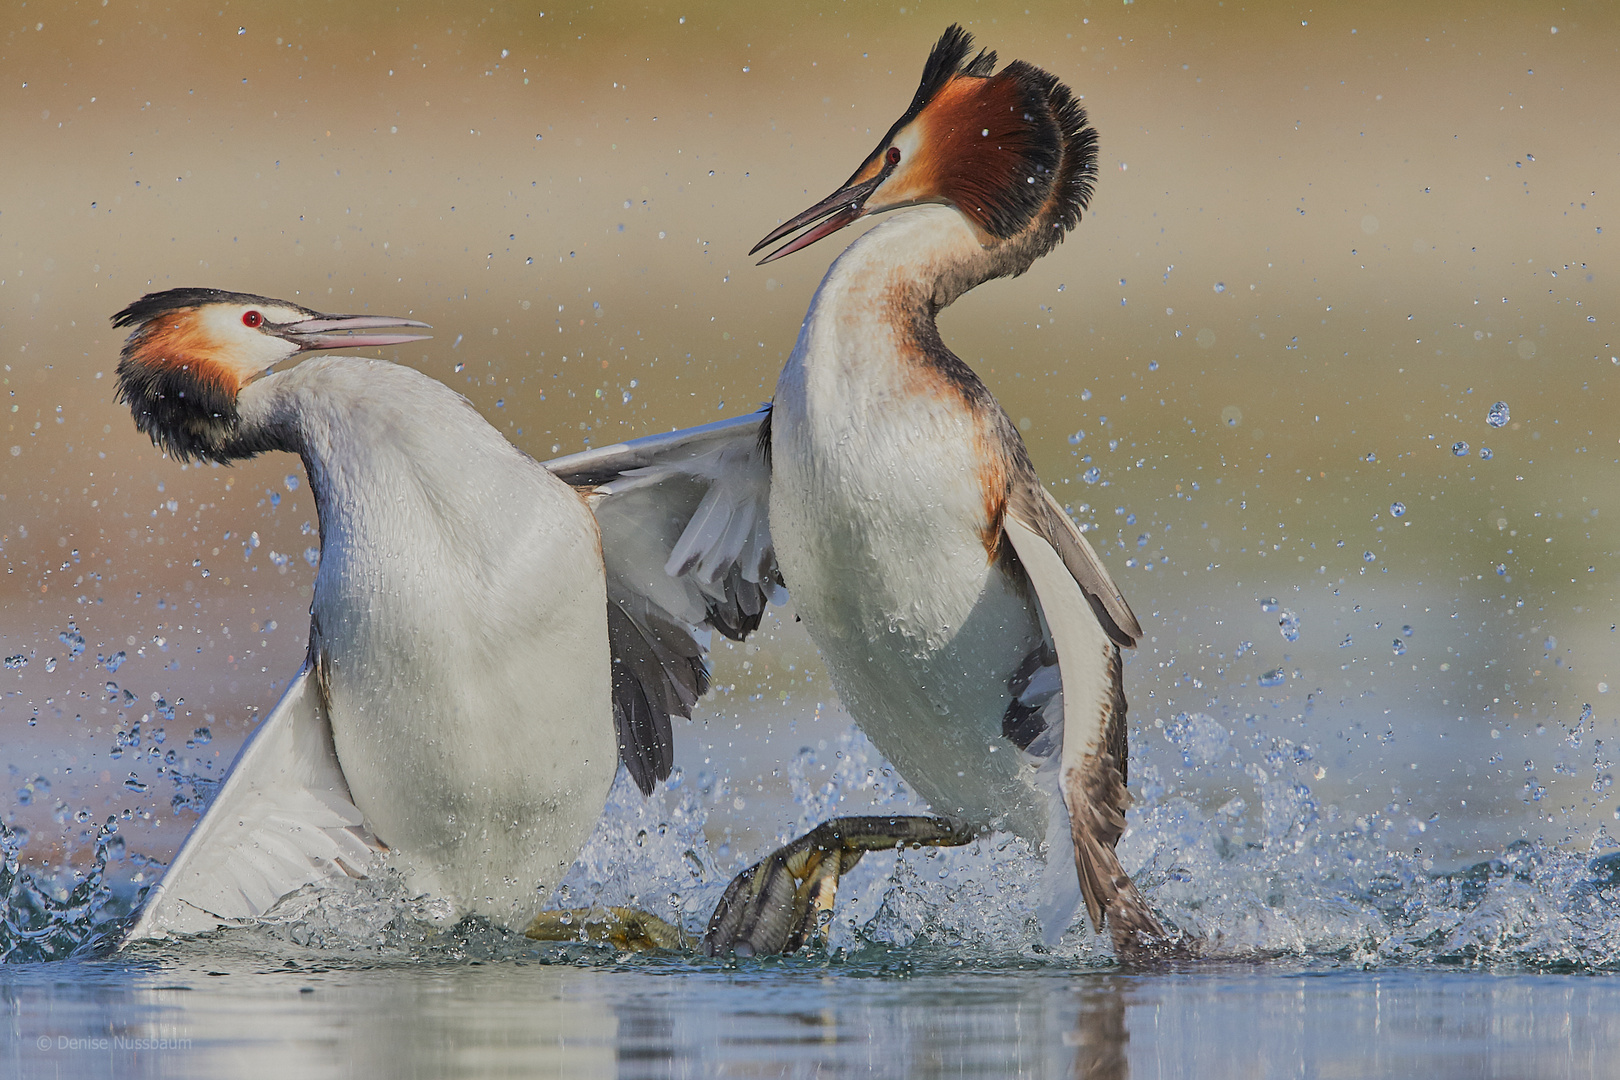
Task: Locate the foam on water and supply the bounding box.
[8,714,1620,970]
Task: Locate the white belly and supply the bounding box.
[311,469,615,929]
[770,385,1046,837]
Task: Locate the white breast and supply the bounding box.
[267,358,617,928]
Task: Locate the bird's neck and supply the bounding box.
[229,357,536,556]
[782,205,1032,409]
[814,204,1002,322]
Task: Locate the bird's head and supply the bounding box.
[753,25,1097,271]
[113,288,430,462]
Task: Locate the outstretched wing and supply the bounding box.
[544,408,782,795]
[1001,486,1164,952]
[121,665,380,945]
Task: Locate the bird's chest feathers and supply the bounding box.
[773,304,1009,652]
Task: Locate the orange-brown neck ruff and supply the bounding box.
[116,310,246,462]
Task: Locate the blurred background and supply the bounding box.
[1,0,1614,889]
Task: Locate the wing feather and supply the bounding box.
[1002,510,1164,951]
[544,409,780,794]
[1007,481,1140,646]
[121,665,381,945]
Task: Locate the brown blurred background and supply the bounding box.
[1,1,1615,876]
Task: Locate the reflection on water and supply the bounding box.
[3,952,1616,1079]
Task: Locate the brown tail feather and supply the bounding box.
[1067,753,1168,952]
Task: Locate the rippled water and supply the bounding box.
[6,723,1620,1074]
[5,949,1618,1078]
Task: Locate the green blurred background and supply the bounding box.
[1,0,1615,878]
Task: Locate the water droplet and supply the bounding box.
[1363,550,1377,562]
[1402,625,1413,637]
[4,655,26,670]
[1390,501,1406,517]
[1080,388,1092,402]
[1544,636,1557,651]
[1479,447,1492,460]
[1339,635,1353,648]
[1452,441,1470,456]
[1487,401,1510,427]
[1260,598,1279,612]
[1392,639,1406,656]
[1259,668,1286,687]
[1067,430,1085,445]
[1213,282,1227,293]
[1081,467,1101,484]
[1496,563,1508,576]
[1278,611,1301,642]
[1235,640,1254,657]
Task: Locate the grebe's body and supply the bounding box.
[770,206,1049,838]
[113,290,691,942]
[559,28,1168,954]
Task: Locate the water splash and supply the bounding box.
[548,767,725,932]
[13,720,1620,972]
[0,818,127,962]
[1130,712,1620,968]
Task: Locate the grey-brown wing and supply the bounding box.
[1007,480,1140,647]
[1002,504,1164,951]
[545,408,782,795]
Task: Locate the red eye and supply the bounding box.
[242,310,263,328]
[885,146,902,166]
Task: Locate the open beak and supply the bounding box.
[280,313,433,351]
[750,173,887,265]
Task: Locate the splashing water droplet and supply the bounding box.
[1480,447,1493,460]
[1390,501,1406,517]
[1487,401,1510,427]
[1236,640,1254,657]
[1259,668,1286,687]
[1364,551,1377,563]
[1278,611,1301,642]
[1402,625,1413,637]
[1452,441,1470,456]
[1393,639,1407,656]
[1081,467,1101,484]
[1260,598,1280,613]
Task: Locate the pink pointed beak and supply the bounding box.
[280,313,433,351]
